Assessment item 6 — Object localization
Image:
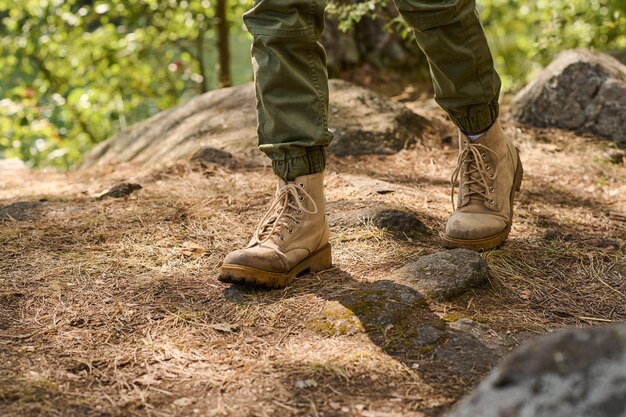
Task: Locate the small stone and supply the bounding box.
[330,201,431,240]
[329,401,341,410]
[97,182,142,200]
[392,249,490,301]
[294,379,317,389]
[372,209,431,239]
[190,146,234,166]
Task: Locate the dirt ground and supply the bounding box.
[1,105,625,417]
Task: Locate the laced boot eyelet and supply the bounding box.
[489,187,495,193]
[490,199,495,205]
[486,164,491,170]
[297,210,303,214]
[299,183,305,189]
[288,229,293,234]
[482,153,487,159]
[298,195,304,202]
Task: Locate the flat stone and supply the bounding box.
[329,201,431,240]
[448,324,626,417]
[339,280,446,352]
[392,249,489,301]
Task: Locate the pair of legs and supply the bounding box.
[219,0,523,288]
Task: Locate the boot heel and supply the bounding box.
[308,244,333,273]
[514,157,524,192]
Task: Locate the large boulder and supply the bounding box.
[512,49,626,146]
[448,324,626,417]
[82,80,435,168]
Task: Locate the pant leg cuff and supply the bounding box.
[451,100,500,135]
[270,146,326,180]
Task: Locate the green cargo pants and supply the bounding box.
[244,0,501,180]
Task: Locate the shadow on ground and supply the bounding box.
[223,268,500,416]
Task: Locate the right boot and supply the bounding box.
[218,172,332,288]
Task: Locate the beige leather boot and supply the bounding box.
[219,172,332,288]
[443,119,523,250]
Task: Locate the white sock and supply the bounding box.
[466,131,487,141]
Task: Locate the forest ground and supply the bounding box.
[1,97,625,417]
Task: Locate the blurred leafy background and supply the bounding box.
[1,0,625,169]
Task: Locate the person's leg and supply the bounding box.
[244,0,333,180]
[219,0,333,287]
[395,0,500,134]
[395,0,523,250]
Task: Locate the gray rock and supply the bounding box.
[190,146,234,166]
[330,201,431,240]
[393,249,489,301]
[96,183,142,200]
[83,81,438,169]
[448,325,626,417]
[372,209,431,238]
[512,49,626,146]
[0,201,43,222]
[340,280,427,329]
[449,318,509,352]
[339,280,447,352]
[433,330,500,377]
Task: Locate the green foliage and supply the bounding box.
[0,0,253,168]
[327,0,626,90]
[326,0,382,31]
[480,0,626,90]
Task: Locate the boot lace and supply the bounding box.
[450,143,499,208]
[253,182,318,245]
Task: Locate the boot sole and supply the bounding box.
[218,244,333,289]
[443,155,524,251]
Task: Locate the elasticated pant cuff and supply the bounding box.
[270,146,326,181]
[452,100,500,135]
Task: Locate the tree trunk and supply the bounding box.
[216,0,232,88]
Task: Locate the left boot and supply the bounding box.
[443,119,523,250]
